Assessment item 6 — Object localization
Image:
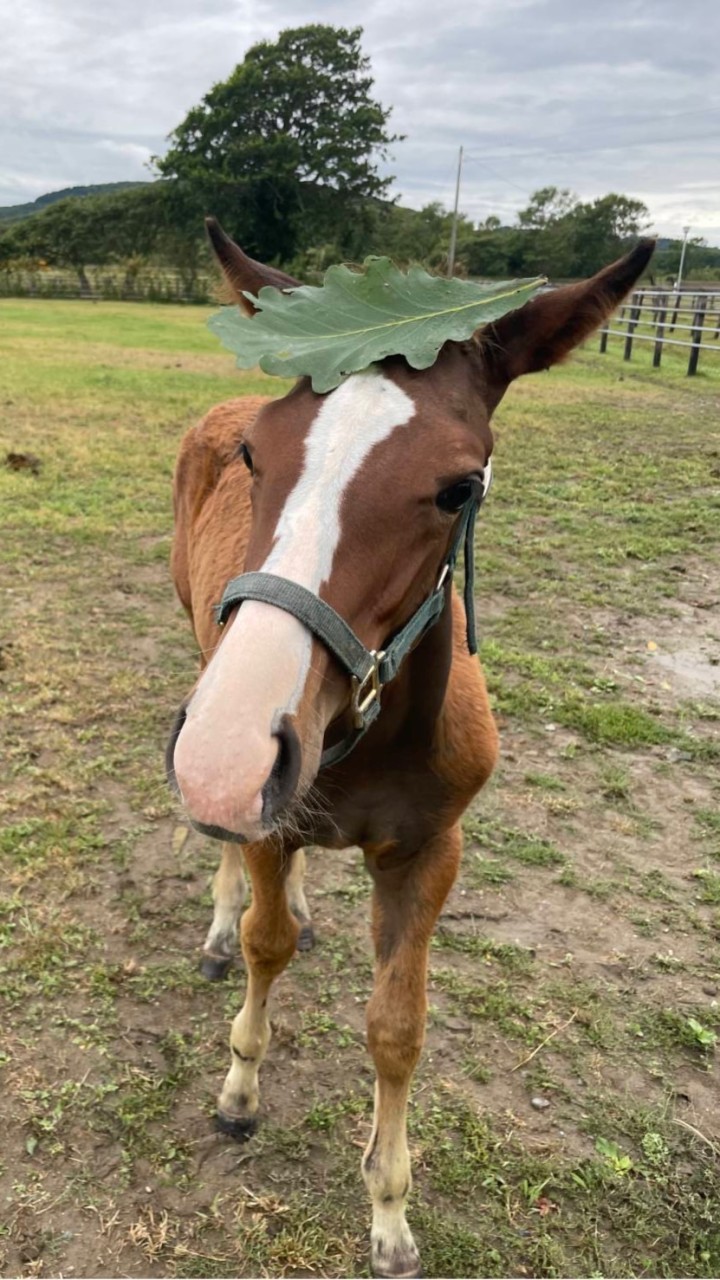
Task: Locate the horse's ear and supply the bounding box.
[205,217,300,315]
[482,238,655,393]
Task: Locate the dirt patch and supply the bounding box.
[651,647,720,697]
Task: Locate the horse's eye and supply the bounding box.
[239,442,254,474]
[436,475,483,514]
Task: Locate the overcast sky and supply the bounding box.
[2,0,719,245]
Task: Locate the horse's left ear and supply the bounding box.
[482,238,655,395]
[205,217,300,315]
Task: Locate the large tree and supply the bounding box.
[155,25,398,261]
[570,194,650,275]
[512,186,650,279]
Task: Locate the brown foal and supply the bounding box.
[168,224,653,1278]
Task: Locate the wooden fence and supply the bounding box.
[0,264,214,304]
[598,288,720,375]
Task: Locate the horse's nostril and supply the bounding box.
[263,714,302,823]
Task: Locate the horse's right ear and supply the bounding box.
[481,238,655,402]
[205,217,300,315]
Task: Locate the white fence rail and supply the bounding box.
[598,289,720,375]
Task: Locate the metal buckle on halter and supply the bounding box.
[350,650,385,728]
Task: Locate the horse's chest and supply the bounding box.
[306,766,449,852]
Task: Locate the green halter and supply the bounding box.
[215,464,490,768]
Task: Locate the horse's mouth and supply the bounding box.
[188,817,248,844]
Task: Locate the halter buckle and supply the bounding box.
[350,650,385,728]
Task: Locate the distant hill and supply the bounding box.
[0,182,151,225]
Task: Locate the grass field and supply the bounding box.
[1,298,720,1279]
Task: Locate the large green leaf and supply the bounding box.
[208,257,546,393]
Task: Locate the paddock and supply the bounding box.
[1,298,719,1278]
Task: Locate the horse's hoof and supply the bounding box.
[371,1243,422,1279]
[215,1109,258,1142]
[296,922,315,952]
[200,952,233,981]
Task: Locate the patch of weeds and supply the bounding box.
[432,929,534,974]
[432,968,538,1043]
[49,1010,114,1052]
[650,951,686,973]
[128,960,208,1002]
[460,1055,492,1084]
[0,913,101,1005]
[467,855,514,887]
[581,876,624,901]
[541,977,619,1051]
[21,1079,89,1155]
[637,867,679,902]
[410,1207,489,1280]
[544,794,578,816]
[238,1198,362,1280]
[465,818,565,868]
[599,762,632,801]
[104,1062,196,1165]
[304,1092,369,1133]
[561,700,674,749]
[330,866,367,904]
[501,831,565,866]
[0,814,107,870]
[640,1130,670,1168]
[636,1007,719,1059]
[595,1135,634,1176]
[628,910,657,937]
[695,808,720,837]
[296,1011,357,1050]
[693,869,720,905]
[411,1094,494,1194]
[686,1017,718,1051]
[524,772,566,792]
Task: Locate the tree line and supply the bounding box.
[1,24,718,285]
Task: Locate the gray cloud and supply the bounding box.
[1,0,718,244]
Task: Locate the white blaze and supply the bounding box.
[173,368,415,833]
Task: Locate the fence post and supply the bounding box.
[624,290,643,362]
[687,296,707,376]
[599,324,609,353]
[653,293,667,369]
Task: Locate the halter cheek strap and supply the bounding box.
[214,462,491,768]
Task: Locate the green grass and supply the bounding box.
[1,299,720,1278]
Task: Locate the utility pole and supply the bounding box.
[447,145,463,278]
[676,224,691,290]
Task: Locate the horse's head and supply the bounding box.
[171,220,653,842]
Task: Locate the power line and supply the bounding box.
[462,155,531,194]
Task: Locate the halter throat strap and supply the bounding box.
[214,481,486,768]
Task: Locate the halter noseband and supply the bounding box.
[214,461,491,768]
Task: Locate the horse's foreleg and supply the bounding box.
[362,826,462,1279]
[201,841,247,980]
[285,846,314,951]
[202,845,313,980]
[216,842,299,1139]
